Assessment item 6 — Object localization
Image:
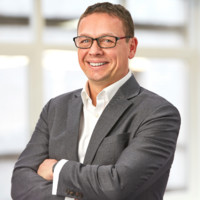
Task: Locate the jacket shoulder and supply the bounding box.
[136,87,180,119]
[43,88,82,113]
[50,88,82,103]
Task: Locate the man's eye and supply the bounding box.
[80,39,90,43]
[103,39,114,43]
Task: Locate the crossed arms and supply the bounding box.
[11,91,181,200]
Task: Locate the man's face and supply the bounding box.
[77,13,137,88]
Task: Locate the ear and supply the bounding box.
[128,37,138,59]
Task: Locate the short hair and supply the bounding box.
[77,2,135,37]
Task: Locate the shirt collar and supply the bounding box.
[81,71,132,106]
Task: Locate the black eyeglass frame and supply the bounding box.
[73,35,132,49]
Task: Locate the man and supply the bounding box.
[11,2,181,200]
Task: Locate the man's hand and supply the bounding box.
[37,159,58,181]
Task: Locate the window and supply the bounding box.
[43,50,86,102]
[0,0,32,42]
[127,0,187,48]
[0,0,199,200]
[0,56,29,199]
[0,56,29,154]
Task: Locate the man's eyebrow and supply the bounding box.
[78,33,116,37]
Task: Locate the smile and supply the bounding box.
[89,62,107,67]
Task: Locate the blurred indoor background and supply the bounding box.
[0,0,199,199]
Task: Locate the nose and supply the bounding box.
[88,40,103,56]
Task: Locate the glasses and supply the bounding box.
[73,35,131,49]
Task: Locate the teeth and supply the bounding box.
[89,62,106,67]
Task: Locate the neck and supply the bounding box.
[87,82,104,106]
[87,71,130,106]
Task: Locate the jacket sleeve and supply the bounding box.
[11,101,64,200]
[55,103,181,200]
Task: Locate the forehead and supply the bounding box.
[78,13,125,36]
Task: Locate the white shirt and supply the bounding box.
[52,71,132,199]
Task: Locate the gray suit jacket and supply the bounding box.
[11,75,181,200]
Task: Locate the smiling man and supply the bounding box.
[75,12,137,106]
[11,2,181,200]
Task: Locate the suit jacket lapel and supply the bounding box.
[83,75,141,164]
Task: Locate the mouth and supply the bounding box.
[88,62,108,67]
